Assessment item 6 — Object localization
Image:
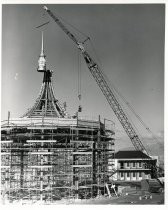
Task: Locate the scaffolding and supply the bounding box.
[1,32,116,204]
[1,116,115,204]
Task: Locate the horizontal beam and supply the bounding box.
[27,140,56,143]
[72,152,92,155]
[28,165,53,168]
[72,165,92,168]
[28,152,53,155]
[1,141,13,143]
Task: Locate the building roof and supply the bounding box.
[115,150,151,159]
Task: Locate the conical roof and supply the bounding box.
[22,33,68,118]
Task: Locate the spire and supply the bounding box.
[40,31,44,56]
[37,31,46,72]
[22,33,68,118]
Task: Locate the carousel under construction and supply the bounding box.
[1,33,115,204]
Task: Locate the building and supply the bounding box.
[1,34,115,203]
[113,150,157,182]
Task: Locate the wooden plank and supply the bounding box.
[28,152,53,155]
[27,140,56,143]
[28,166,53,168]
[1,141,13,143]
[72,165,92,168]
[72,152,92,155]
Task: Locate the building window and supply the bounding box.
[139,162,142,167]
[120,162,124,169]
[139,172,142,177]
[127,162,129,167]
[133,172,136,177]
[120,172,124,177]
[133,162,136,167]
[127,172,130,177]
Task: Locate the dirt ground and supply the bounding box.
[71,192,164,205]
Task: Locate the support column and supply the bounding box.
[20,149,24,196]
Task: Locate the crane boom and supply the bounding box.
[43,6,148,154]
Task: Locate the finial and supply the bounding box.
[41,31,44,56]
[37,31,46,72]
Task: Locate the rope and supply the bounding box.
[77,50,81,100]
[77,49,82,113]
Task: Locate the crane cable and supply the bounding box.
[46,10,87,113]
[77,49,82,112]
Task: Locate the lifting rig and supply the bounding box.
[43,6,148,155]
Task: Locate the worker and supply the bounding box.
[111,184,118,197]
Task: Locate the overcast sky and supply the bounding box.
[1,4,164,149]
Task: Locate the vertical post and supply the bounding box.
[75,168,79,200]
[92,133,96,197]
[20,149,24,197]
[8,111,10,126]
[104,118,106,130]
[40,142,44,202]
[77,111,79,127]
[73,155,79,200]
[73,126,79,200]
[97,115,101,196]
[42,105,44,126]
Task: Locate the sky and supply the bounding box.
[1,4,165,152]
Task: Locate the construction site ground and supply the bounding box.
[3,192,164,205]
[70,192,164,205]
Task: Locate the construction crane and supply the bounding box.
[43,6,148,154]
